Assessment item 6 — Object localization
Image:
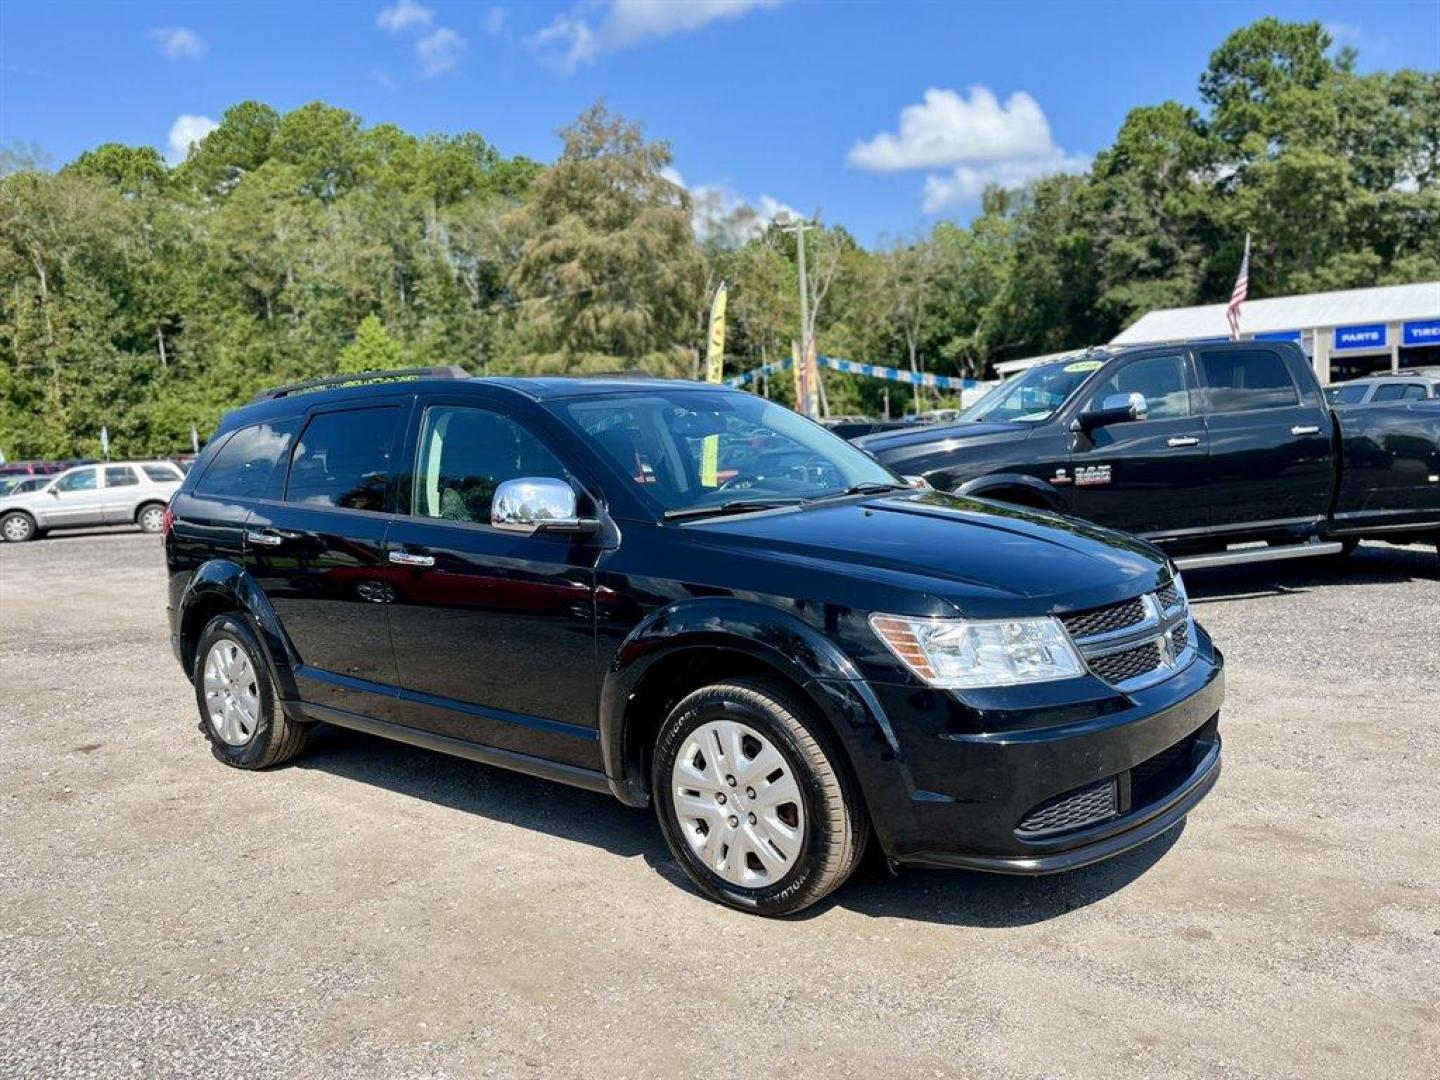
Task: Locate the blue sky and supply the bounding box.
[3,0,1437,245]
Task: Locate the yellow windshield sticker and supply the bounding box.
[1063,360,1104,372]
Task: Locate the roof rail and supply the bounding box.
[250,365,471,403]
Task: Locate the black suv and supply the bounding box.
[166,367,1224,915]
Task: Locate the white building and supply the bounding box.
[1110,281,1440,385]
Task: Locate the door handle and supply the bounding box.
[1291,425,1320,436]
[1166,436,1201,448]
[388,551,435,568]
[245,529,284,547]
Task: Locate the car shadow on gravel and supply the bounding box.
[1184,542,1437,604]
[298,724,1186,927]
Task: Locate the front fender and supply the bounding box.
[599,597,906,807]
[952,471,1064,511]
[178,559,299,699]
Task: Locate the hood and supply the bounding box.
[683,490,1167,618]
[853,421,1031,458]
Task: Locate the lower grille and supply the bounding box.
[1016,778,1119,837]
[1132,731,1202,805]
[1090,642,1164,685]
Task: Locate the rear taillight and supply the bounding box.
[161,505,176,539]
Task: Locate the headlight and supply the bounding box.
[869,613,1085,689]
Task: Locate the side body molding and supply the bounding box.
[599,597,905,807]
[177,559,300,700]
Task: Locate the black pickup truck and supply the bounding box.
[855,341,1440,569]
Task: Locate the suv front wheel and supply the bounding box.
[194,614,306,769]
[652,677,868,916]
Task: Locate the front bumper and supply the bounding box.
[846,628,1225,873]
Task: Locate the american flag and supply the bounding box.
[1226,233,1251,341]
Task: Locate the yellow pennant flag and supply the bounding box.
[700,282,728,486]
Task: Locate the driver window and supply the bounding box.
[55,468,99,493]
[413,406,567,525]
[1086,355,1191,420]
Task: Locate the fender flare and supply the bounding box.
[177,559,299,699]
[598,597,903,807]
[952,471,1064,511]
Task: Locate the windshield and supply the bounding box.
[963,360,1101,424]
[554,388,904,517]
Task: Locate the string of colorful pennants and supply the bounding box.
[724,355,977,391]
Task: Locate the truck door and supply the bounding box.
[1195,346,1332,530]
[1065,352,1210,536]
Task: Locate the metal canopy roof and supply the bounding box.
[1111,281,1440,345]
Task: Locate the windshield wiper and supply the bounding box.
[663,498,804,521]
[802,481,910,504]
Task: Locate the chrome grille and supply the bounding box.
[1061,580,1195,691]
[1016,778,1118,837]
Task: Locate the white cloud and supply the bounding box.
[483,7,506,36]
[665,167,797,246]
[165,114,219,165]
[150,27,207,60]
[377,0,433,33]
[529,0,782,74]
[416,27,466,77]
[850,86,1088,211]
[1324,20,1361,44]
[375,3,465,78]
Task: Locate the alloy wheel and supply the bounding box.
[139,506,165,533]
[203,639,260,746]
[669,719,806,887]
[2,515,33,542]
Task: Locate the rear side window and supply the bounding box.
[142,464,183,482]
[1330,383,1371,405]
[286,407,401,512]
[196,422,295,500]
[1372,383,1425,402]
[413,406,567,524]
[105,466,139,487]
[1084,354,1191,419]
[1199,349,1299,412]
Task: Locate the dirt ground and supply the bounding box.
[1,529,1436,1079]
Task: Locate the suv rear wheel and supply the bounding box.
[194,615,306,769]
[1,511,37,543]
[652,677,867,916]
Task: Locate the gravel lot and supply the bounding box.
[2,529,1437,1079]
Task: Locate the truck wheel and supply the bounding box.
[1,511,37,543]
[194,615,306,769]
[136,502,167,534]
[652,677,868,916]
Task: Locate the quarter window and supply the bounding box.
[1330,383,1371,405]
[54,468,98,493]
[1199,349,1299,412]
[197,422,296,500]
[413,406,567,524]
[1085,355,1191,420]
[142,464,183,482]
[286,407,401,511]
[105,466,139,487]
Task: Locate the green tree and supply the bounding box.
[337,313,405,373]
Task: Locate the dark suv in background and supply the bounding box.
[166,368,1223,915]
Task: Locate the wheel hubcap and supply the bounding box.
[203,639,260,746]
[3,517,30,540]
[670,719,805,887]
[141,507,164,531]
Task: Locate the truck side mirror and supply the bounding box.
[1074,392,1148,433]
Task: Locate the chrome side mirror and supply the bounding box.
[491,477,598,535]
[1075,391,1148,432]
[1103,392,1148,420]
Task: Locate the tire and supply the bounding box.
[193,614,306,769]
[136,502,167,534]
[1,511,37,543]
[652,677,868,916]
